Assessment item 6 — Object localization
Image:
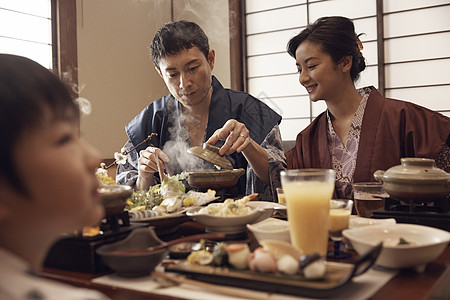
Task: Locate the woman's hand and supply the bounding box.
[206,119,251,155]
[135,147,170,190]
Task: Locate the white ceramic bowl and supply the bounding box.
[186,206,272,234]
[246,201,287,219]
[247,217,290,243]
[245,201,285,210]
[349,215,396,229]
[343,224,450,271]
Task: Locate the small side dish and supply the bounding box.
[96,227,168,278]
[246,218,290,243]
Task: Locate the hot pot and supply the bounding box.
[373,158,450,202]
[186,168,245,190]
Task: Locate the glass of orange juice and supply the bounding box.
[280,169,335,256]
[327,199,353,259]
[276,187,286,204]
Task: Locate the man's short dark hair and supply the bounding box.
[150,20,210,69]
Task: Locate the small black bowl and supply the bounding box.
[96,227,168,277]
[169,242,194,259]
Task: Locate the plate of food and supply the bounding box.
[126,173,219,234]
[127,189,219,220]
[186,194,273,234]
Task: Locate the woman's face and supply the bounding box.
[157,46,215,108]
[295,40,347,102]
[12,115,104,233]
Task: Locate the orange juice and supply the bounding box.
[329,209,350,241]
[276,188,286,204]
[283,181,334,255]
[329,209,350,232]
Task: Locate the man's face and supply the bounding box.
[157,46,215,108]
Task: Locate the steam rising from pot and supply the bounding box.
[162,100,212,174]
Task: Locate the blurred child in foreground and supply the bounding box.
[0,54,109,299]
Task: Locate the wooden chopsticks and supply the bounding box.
[155,153,165,181]
[151,272,272,300]
[155,152,172,181]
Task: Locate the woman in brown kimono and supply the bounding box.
[285,16,450,199]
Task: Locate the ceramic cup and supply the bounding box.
[352,182,389,218]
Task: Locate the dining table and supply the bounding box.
[40,220,450,300]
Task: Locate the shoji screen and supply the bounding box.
[383,0,450,117]
[0,0,52,69]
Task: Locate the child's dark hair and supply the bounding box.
[287,16,366,82]
[0,54,79,194]
[150,20,210,69]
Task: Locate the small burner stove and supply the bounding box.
[99,210,131,236]
[44,211,147,273]
[372,197,450,231]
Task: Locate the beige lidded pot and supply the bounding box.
[373,158,450,202]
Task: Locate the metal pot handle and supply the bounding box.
[373,170,385,183]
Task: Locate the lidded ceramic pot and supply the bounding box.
[373,158,450,202]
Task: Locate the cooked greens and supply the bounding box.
[127,172,191,211]
[127,185,164,210]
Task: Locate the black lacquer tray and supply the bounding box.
[165,243,382,298]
